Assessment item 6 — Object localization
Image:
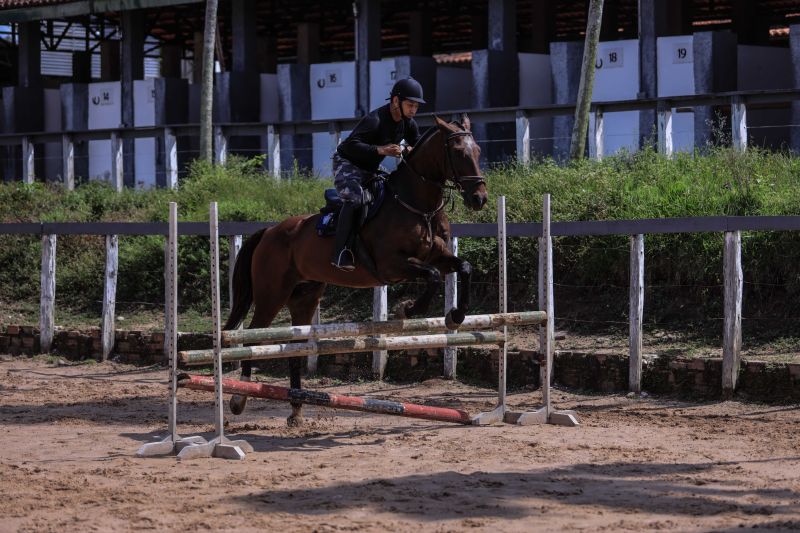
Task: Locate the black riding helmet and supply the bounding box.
[389,77,426,104]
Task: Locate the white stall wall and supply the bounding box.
[134,79,156,188]
[44,89,62,181]
[369,59,409,172]
[657,35,695,152]
[436,66,472,111]
[370,59,396,112]
[88,82,121,182]
[260,73,280,123]
[518,53,553,156]
[590,39,640,155]
[310,62,356,176]
[738,45,792,149]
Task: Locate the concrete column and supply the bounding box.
[228,0,260,156]
[277,64,312,172]
[297,23,320,65]
[409,11,432,56]
[257,35,278,73]
[355,0,380,116]
[488,0,516,54]
[599,0,619,41]
[693,31,737,147]
[18,21,42,88]
[472,0,518,163]
[525,0,553,54]
[72,51,92,83]
[638,0,673,148]
[550,41,583,160]
[155,78,189,187]
[734,0,766,45]
[60,84,89,183]
[192,31,204,84]
[100,40,120,82]
[161,43,183,78]
[1,87,19,181]
[121,10,145,188]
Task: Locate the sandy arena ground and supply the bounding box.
[1,357,799,533]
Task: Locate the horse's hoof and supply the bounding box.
[445,308,466,329]
[230,394,248,415]
[393,299,414,319]
[286,414,304,428]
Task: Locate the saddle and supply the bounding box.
[316,178,386,237]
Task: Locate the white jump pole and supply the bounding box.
[175,202,254,460]
[137,202,207,457]
[472,195,509,425]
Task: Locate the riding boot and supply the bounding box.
[331,201,357,271]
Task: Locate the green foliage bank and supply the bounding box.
[1,148,799,332]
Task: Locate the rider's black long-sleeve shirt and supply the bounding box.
[337,104,421,171]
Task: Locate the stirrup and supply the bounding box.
[331,248,355,271]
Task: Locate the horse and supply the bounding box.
[223,115,487,425]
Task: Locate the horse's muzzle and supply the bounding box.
[465,191,488,210]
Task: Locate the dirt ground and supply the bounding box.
[1,357,799,533]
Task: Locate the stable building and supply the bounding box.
[0,0,799,186]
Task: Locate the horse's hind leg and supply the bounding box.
[285,281,327,427]
[229,282,296,416]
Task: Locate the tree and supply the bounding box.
[569,0,605,160]
[199,0,220,162]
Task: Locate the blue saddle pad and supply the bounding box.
[316,180,386,237]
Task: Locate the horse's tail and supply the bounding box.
[223,228,266,330]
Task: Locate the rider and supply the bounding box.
[330,77,426,271]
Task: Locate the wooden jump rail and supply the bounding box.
[221,310,546,345]
[180,330,508,366]
[178,374,474,425]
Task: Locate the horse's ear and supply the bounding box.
[434,115,450,130]
[462,113,471,131]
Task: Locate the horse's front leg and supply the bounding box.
[395,257,442,319]
[431,252,472,329]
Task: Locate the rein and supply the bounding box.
[392,126,484,258]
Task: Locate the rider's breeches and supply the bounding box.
[332,153,371,206]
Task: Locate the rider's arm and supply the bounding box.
[338,114,382,162]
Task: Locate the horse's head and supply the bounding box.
[434,115,488,211]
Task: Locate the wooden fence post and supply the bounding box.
[39,234,57,353]
[268,124,280,178]
[657,108,673,157]
[61,134,75,190]
[443,235,458,379]
[589,107,604,160]
[101,234,119,360]
[629,234,644,392]
[164,127,178,189]
[732,96,747,152]
[214,126,227,165]
[722,230,743,397]
[111,131,124,192]
[516,110,530,164]
[372,286,388,379]
[22,136,35,184]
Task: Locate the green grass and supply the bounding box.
[1,148,799,337]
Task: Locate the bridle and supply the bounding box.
[392,125,485,259]
[398,127,485,194]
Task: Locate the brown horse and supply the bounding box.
[223,115,487,425]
